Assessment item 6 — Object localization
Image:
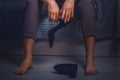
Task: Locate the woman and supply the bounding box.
[14,0,98,75]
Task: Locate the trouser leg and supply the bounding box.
[77,0,96,38]
[24,0,43,39]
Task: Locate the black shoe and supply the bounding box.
[48,20,64,48]
[48,29,55,48]
[48,19,71,48]
[53,64,78,79]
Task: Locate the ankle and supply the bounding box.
[86,61,96,66]
[23,56,32,61]
[86,59,95,65]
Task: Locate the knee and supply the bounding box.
[27,0,38,5]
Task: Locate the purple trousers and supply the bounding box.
[24,0,96,39]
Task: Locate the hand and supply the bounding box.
[61,0,75,23]
[44,0,60,22]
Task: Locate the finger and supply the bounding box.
[64,10,69,23]
[71,9,74,18]
[66,9,71,22]
[53,12,56,22]
[61,9,66,20]
[55,11,59,22]
[51,12,55,21]
[56,11,59,22]
[54,10,59,22]
[54,10,58,22]
[49,12,52,21]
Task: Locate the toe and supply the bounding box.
[85,69,98,75]
[14,67,24,75]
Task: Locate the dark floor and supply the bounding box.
[0,40,120,80]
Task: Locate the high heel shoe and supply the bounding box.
[48,29,55,48]
[48,19,70,48]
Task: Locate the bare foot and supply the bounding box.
[85,63,98,75]
[14,58,33,75]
